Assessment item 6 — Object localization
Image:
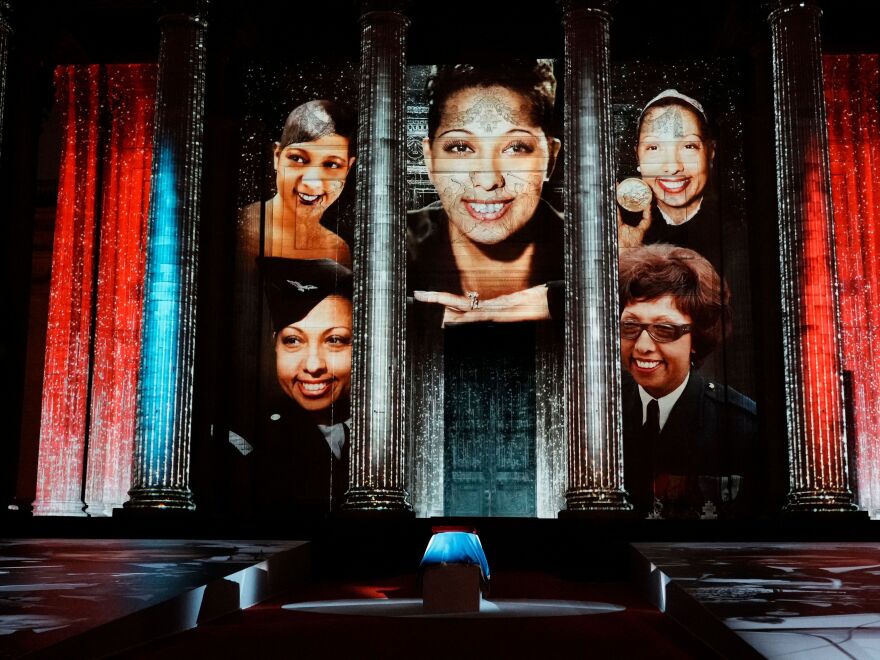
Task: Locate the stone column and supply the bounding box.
[125,0,208,511]
[559,0,631,513]
[0,0,10,162]
[768,0,856,512]
[343,0,412,512]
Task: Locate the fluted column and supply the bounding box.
[125,0,207,511]
[343,0,411,512]
[559,0,630,513]
[0,0,11,163]
[769,0,856,512]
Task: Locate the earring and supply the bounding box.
[636,165,641,173]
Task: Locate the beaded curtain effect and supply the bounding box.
[824,54,880,518]
[34,66,101,517]
[34,65,156,516]
[84,66,156,515]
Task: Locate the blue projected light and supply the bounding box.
[139,141,182,476]
[420,532,490,584]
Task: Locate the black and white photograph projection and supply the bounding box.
[228,62,358,517]
[613,60,758,519]
[406,62,566,518]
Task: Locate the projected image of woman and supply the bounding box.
[259,99,356,266]
[409,62,563,325]
[618,89,717,255]
[618,243,757,519]
[258,257,353,516]
[231,100,355,447]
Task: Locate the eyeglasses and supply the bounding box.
[620,320,692,343]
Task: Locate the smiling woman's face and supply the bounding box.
[275,295,352,414]
[423,85,559,246]
[274,134,353,219]
[637,104,713,222]
[621,295,693,398]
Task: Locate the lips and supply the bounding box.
[297,192,323,206]
[464,199,512,222]
[655,178,690,195]
[632,358,662,372]
[296,379,333,398]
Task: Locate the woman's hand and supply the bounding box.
[414,285,551,325]
[617,205,652,249]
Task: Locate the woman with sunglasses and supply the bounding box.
[619,243,756,519]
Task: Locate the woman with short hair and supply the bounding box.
[618,243,756,519]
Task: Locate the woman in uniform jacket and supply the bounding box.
[618,243,757,519]
[256,257,353,517]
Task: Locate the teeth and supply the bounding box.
[298,193,320,202]
[469,202,504,214]
[635,359,660,368]
[659,180,686,191]
[301,382,329,392]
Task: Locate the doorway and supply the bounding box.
[443,323,537,517]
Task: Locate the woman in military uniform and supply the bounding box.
[618,243,757,519]
[256,257,353,517]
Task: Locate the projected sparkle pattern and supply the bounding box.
[770,3,855,511]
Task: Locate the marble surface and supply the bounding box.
[0,538,306,659]
[283,597,625,618]
[634,542,880,659]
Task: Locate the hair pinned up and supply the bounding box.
[425,61,557,139]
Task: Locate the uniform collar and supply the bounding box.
[638,372,690,430]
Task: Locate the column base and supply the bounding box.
[84,501,123,517]
[123,486,195,511]
[31,499,87,517]
[563,488,633,513]
[341,487,412,513]
[784,489,859,513]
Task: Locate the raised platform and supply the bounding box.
[633,542,880,659]
[0,538,309,659]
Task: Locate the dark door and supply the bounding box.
[444,324,536,517]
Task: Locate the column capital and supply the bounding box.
[557,0,615,20]
[358,0,409,19]
[767,0,821,24]
[157,0,209,24]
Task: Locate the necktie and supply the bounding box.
[644,398,660,441]
[644,399,661,512]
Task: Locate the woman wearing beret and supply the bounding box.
[255,257,353,516]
